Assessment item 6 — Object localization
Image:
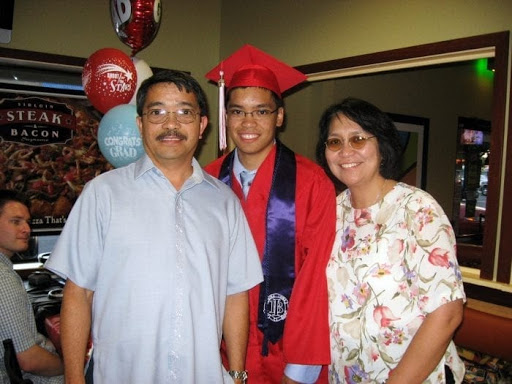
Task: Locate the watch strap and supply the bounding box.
[228,370,248,381]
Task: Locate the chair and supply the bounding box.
[2,339,33,384]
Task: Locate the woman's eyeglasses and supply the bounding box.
[325,135,376,151]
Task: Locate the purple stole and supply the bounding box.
[219,141,297,355]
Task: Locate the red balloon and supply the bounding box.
[111,0,162,56]
[82,48,137,114]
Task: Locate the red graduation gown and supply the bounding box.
[205,145,336,383]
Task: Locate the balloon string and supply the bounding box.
[219,70,227,152]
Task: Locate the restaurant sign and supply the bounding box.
[0,93,113,232]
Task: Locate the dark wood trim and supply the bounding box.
[458,244,483,269]
[497,35,512,283]
[464,283,512,308]
[0,47,169,74]
[0,47,86,69]
[481,32,509,282]
[296,31,510,285]
[296,32,508,76]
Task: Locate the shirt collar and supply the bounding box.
[133,154,156,179]
[233,141,277,184]
[133,154,218,189]
[233,148,251,180]
[190,158,219,189]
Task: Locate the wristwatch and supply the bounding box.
[228,370,248,382]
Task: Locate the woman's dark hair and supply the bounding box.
[316,97,403,190]
[136,70,209,117]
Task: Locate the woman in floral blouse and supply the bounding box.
[316,98,466,384]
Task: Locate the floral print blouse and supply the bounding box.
[327,183,465,384]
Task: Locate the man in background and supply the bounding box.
[205,45,336,383]
[0,189,64,383]
[46,70,262,384]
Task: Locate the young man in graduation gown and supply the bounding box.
[205,45,336,384]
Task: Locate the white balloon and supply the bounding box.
[129,57,154,105]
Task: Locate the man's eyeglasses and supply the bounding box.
[325,135,376,151]
[142,108,199,124]
[226,108,279,120]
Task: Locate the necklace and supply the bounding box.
[351,178,387,208]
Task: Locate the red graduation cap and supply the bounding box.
[205,44,307,98]
[206,45,307,151]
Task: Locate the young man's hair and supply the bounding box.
[0,189,30,215]
[226,86,284,110]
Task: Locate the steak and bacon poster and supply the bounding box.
[0,0,163,231]
[0,93,113,232]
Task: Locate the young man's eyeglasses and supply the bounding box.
[226,108,279,120]
[142,108,199,124]
[325,135,376,151]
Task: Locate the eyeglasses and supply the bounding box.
[142,108,199,124]
[325,135,376,151]
[226,108,279,120]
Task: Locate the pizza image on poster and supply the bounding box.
[0,93,114,231]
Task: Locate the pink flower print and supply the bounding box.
[332,324,341,341]
[353,283,370,305]
[356,234,373,256]
[428,248,451,268]
[407,237,417,254]
[369,346,379,361]
[388,239,404,263]
[381,328,406,345]
[408,283,419,299]
[341,226,356,252]
[418,296,429,311]
[371,263,392,278]
[355,209,372,227]
[381,330,393,346]
[415,207,434,231]
[398,282,408,294]
[392,328,406,345]
[373,305,401,328]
